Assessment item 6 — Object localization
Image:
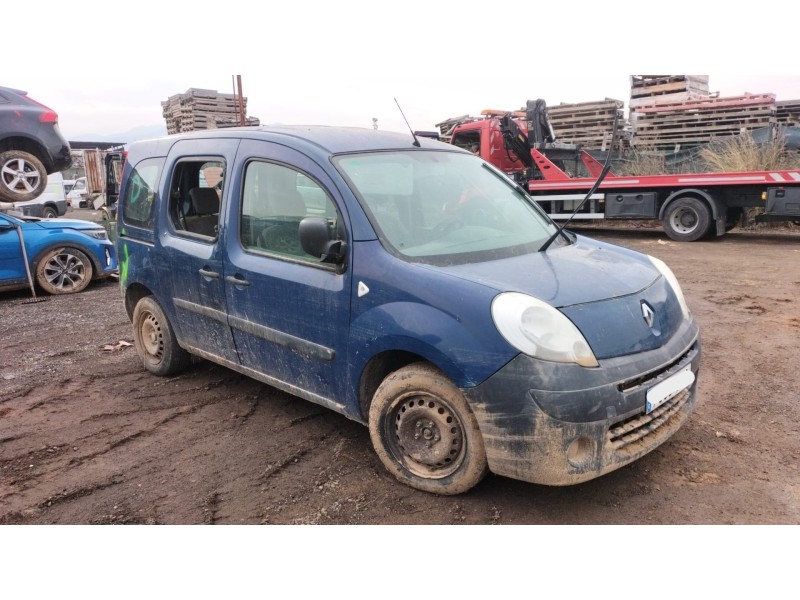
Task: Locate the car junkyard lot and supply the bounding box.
[1,224,798,525]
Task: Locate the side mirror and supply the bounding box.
[0,221,15,231]
[299,217,347,267]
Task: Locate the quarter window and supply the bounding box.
[121,158,162,230]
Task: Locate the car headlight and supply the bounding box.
[648,255,690,319]
[82,229,108,241]
[491,292,599,368]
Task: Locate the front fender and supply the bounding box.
[349,301,517,388]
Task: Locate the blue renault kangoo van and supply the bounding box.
[117,126,700,494]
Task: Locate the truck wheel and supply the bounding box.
[0,150,47,203]
[41,205,58,219]
[132,296,191,376]
[663,197,711,242]
[368,363,488,495]
[35,247,93,294]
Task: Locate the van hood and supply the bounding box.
[434,236,658,307]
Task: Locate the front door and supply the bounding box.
[223,140,352,410]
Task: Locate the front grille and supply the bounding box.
[608,388,690,457]
[618,343,696,393]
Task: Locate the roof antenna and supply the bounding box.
[394,98,420,147]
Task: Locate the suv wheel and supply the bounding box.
[35,247,93,294]
[0,150,47,202]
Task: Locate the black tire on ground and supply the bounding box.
[368,362,488,495]
[662,197,711,242]
[35,247,93,294]
[132,296,191,376]
[41,205,58,219]
[0,150,47,203]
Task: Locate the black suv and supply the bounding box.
[0,86,72,203]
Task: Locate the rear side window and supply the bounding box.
[167,159,225,241]
[121,158,163,230]
[240,161,342,264]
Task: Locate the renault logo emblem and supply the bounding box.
[641,302,655,328]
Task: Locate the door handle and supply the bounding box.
[225,275,250,287]
[199,268,220,279]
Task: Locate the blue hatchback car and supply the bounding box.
[118,126,700,495]
[0,211,117,295]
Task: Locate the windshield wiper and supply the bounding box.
[539,110,620,252]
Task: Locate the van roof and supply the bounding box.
[133,125,457,156]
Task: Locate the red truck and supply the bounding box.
[447,100,800,241]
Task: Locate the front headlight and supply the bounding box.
[82,228,108,241]
[648,255,690,319]
[491,292,599,368]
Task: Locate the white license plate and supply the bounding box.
[646,366,695,414]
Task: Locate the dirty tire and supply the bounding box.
[663,197,711,242]
[35,247,93,294]
[132,296,191,376]
[0,150,47,203]
[368,363,488,495]
[41,205,58,219]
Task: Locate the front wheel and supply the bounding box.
[368,363,488,495]
[41,205,58,219]
[35,247,93,294]
[132,296,191,376]
[662,197,711,242]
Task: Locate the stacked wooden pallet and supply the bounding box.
[546,99,628,151]
[161,88,259,134]
[629,75,710,109]
[776,100,800,125]
[630,93,777,150]
[434,114,480,142]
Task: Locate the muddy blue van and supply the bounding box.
[117,126,700,495]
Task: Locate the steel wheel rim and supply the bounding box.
[140,312,164,360]
[386,392,466,479]
[670,206,699,234]
[1,157,41,194]
[43,252,86,291]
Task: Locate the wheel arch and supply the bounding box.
[124,283,155,320]
[30,242,104,281]
[0,136,53,171]
[658,188,728,235]
[357,350,473,423]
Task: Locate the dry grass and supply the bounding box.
[699,132,800,172]
[614,146,667,176]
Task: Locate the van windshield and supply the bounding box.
[334,150,563,265]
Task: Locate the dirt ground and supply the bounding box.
[1,223,799,525]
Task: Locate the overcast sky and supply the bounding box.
[9,1,800,142]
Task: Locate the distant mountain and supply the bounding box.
[68,124,167,146]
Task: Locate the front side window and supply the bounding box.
[334,150,560,265]
[240,161,342,265]
[121,158,163,230]
[167,159,225,240]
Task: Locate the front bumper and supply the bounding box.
[463,320,700,486]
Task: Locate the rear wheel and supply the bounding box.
[368,363,488,495]
[132,296,191,376]
[0,150,47,202]
[41,205,58,219]
[35,247,93,294]
[662,197,711,242]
